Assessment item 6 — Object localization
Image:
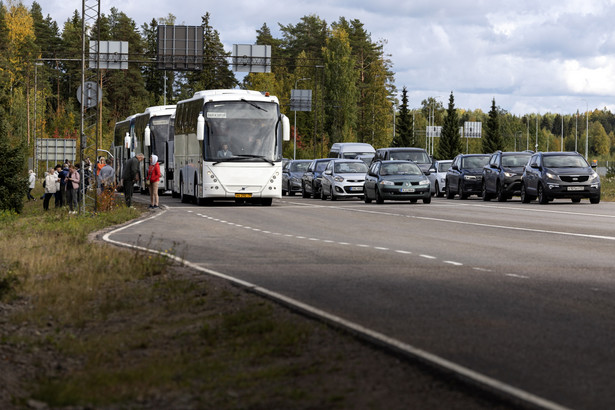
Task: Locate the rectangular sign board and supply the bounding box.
[37,138,76,162]
[233,44,271,73]
[157,26,204,71]
[425,126,442,138]
[290,89,312,111]
[464,121,482,138]
[89,41,128,70]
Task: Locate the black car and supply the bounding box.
[482,151,532,202]
[445,154,490,199]
[301,158,332,199]
[364,160,431,204]
[521,151,601,204]
[282,159,312,196]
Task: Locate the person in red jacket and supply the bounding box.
[147,154,161,209]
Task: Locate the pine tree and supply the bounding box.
[394,87,413,147]
[482,98,503,153]
[436,92,462,160]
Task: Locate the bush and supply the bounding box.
[0,118,28,213]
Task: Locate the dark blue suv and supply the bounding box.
[445,154,490,199]
[301,158,332,199]
[521,152,601,204]
[482,151,532,202]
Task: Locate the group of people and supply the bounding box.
[120,152,160,209]
[34,153,161,212]
[41,161,82,213]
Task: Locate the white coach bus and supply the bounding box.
[173,89,290,206]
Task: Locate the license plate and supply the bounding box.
[401,188,415,193]
[567,186,584,191]
[235,193,252,198]
[348,186,362,191]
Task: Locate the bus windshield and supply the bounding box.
[204,101,279,161]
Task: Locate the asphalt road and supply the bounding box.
[108,193,615,410]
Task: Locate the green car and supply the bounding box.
[364,160,432,204]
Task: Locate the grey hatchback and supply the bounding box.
[521,151,601,204]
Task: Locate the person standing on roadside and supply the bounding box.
[43,168,58,211]
[122,153,144,208]
[98,157,115,194]
[66,164,80,213]
[58,163,69,207]
[27,170,36,201]
[147,154,161,209]
[53,165,62,208]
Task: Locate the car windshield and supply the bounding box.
[315,161,330,172]
[342,152,373,159]
[437,162,451,172]
[543,155,588,168]
[502,155,531,167]
[381,162,422,176]
[334,162,368,173]
[290,162,310,172]
[389,151,431,163]
[462,156,489,169]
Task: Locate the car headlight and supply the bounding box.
[334,176,345,182]
[589,171,599,182]
[379,180,394,185]
[418,179,430,186]
[545,172,559,181]
[503,172,516,178]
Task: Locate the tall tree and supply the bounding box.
[393,86,413,147]
[141,16,176,105]
[0,114,28,213]
[323,27,357,143]
[482,98,503,153]
[436,92,462,160]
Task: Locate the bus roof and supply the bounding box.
[184,89,280,104]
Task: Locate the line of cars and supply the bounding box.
[444,150,601,204]
[284,148,601,205]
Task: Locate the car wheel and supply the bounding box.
[423,196,431,204]
[301,183,310,198]
[312,182,320,199]
[364,191,372,203]
[538,184,550,204]
[571,197,581,203]
[320,186,327,200]
[330,191,336,201]
[445,182,454,199]
[375,188,384,204]
[520,183,531,203]
[590,195,600,204]
[482,182,491,201]
[435,182,444,198]
[459,182,468,200]
[496,181,507,202]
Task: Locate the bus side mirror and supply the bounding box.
[196,113,205,141]
[282,114,290,141]
[144,125,151,147]
[124,132,131,149]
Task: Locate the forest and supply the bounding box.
[1,0,615,167]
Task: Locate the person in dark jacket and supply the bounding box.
[122,153,144,207]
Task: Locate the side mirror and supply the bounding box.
[530,163,540,169]
[144,125,151,147]
[490,163,498,169]
[423,170,431,176]
[282,115,290,141]
[196,113,205,141]
[452,164,459,171]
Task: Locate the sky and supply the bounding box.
[26,0,615,116]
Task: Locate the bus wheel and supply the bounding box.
[261,198,273,206]
[180,178,189,203]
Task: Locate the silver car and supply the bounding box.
[320,159,368,200]
[429,160,452,197]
